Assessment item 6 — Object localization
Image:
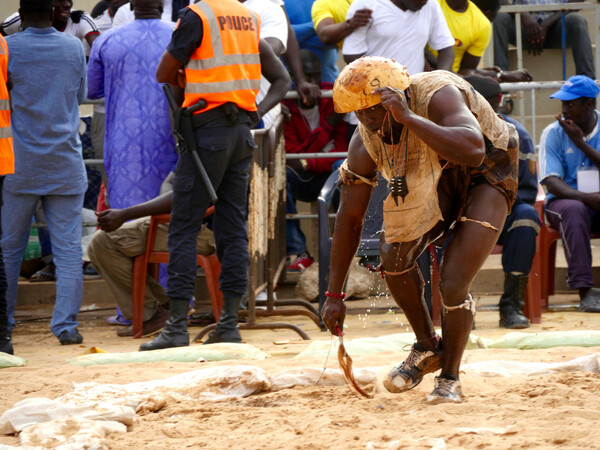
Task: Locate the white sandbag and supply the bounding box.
[487,330,600,349]
[270,366,378,391]
[463,352,600,377]
[0,353,26,369]
[0,398,135,435]
[295,333,485,359]
[62,365,272,405]
[19,417,126,450]
[67,343,269,366]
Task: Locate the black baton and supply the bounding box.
[163,84,218,203]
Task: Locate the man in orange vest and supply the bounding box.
[140,0,290,351]
[0,34,13,355]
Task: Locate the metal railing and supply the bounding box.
[81,79,588,224]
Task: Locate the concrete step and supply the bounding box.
[16,276,212,309]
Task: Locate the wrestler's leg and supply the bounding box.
[380,229,441,345]
[380,224,445,393]
[437,183,508,382]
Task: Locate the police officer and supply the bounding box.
[140,0,290,351]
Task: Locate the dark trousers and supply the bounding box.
[493,12,595,78]
[497,202,540,274]
[0,176,6,321]
[545,198,600,289]
[166,115,254,301]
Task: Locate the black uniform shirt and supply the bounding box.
[167,7,204,66]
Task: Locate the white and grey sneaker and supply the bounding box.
[426,376,462,404]
[383,343,443,393]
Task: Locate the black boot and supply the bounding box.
[139,300,189,351]
[203,295,242,344]
[499,273,530,329]
[0,312,13,355]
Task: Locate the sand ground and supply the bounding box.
[2,293,600,449]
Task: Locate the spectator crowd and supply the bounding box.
[0,0,599,357]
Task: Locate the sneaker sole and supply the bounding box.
[383,352,443,393]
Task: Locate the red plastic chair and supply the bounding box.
[130,207,222,338]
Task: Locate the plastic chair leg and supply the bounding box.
[131,255,149,339]
[198,253,222,320]
[524,239,543,324]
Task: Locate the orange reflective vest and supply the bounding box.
[183,0,261,114]
[0,35,13,176]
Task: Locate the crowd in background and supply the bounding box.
[0,0,599,356]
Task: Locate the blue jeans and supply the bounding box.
[1,192,84,336]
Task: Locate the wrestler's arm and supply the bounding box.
[321,130,376,335]
[376,85,486,166]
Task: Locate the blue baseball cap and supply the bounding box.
[550,75,600,101]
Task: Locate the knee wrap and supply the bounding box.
[442,293,476,315]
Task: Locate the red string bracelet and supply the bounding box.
[325,291,346,300]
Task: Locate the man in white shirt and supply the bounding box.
[113,0,193,25]
[1,0,99,55]
[241,0,289,128]
[343,0,455,74]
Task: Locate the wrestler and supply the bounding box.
[321,56,518,403]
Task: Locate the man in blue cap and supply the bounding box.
[539,75,600,312]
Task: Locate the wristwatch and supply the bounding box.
[496,70,503,82]
[300,159,308,171]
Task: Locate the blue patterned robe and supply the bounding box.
[87,19,177,209]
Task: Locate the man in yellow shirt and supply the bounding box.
[430,0,532,82]
[311,0,371,49]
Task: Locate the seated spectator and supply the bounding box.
[88,174,216,337]
[342,0,455,74]
[539,75,600,312]
[284,0,340,83]
[283,49,348,271]
[466,75,540,328]
[312,0,372,52]
[431,0,532,82]
[492,0,594,79]
[3,0,88,346]
[1,0,99,55]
